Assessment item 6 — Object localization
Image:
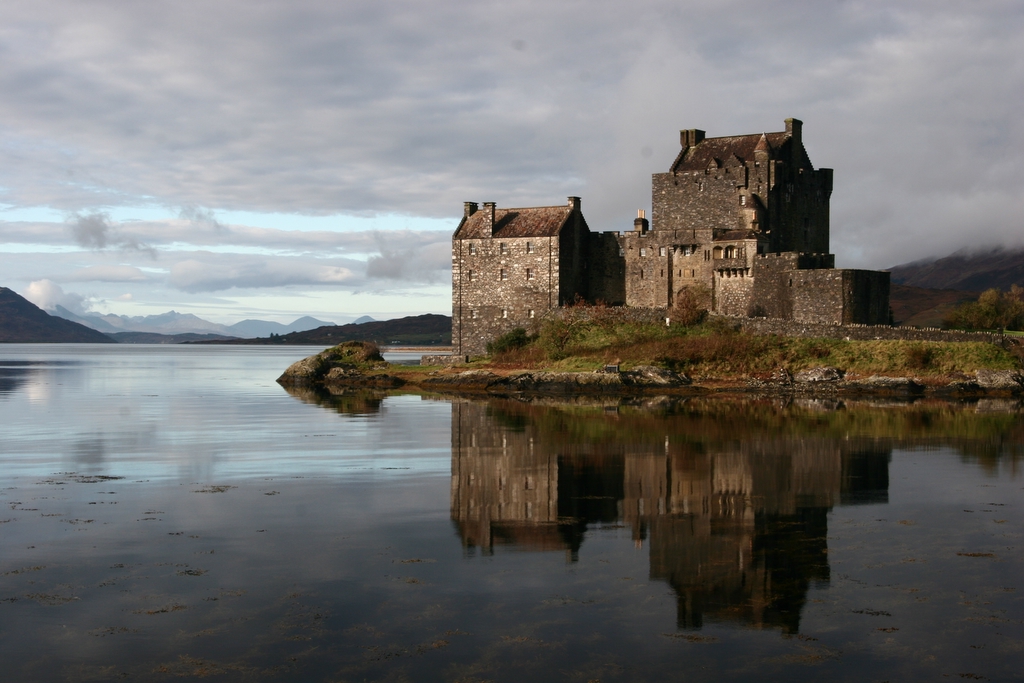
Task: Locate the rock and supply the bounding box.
[794,367,844,383]
[628,366,692,386]
[770,367,793,385]
[975,370,1024,390]
[852,376,924,393]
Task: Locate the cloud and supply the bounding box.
[69,212,156,256]
[22,279,88,313]
[178,206,224,232]
[0,0,1019,276]
[366,233,450,282]
[168,255,357,293]
[65,265,149,282]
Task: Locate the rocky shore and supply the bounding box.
[277,344,1024,398]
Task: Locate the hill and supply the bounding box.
[889,247,1024,291]
[889,284,979,328]
[0,288,116,343]
[197,314,452,346]
[106,331,241,344]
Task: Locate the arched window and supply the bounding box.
[724,246,735,259]
[713,246,723,259]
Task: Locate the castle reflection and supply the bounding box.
[451,398,891,633]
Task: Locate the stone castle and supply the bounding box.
[452,118,890,355]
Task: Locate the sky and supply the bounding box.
[1,0,1022,324]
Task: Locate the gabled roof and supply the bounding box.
[670,132,798,173]
[454,205,574,240]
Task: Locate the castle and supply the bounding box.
[452,119,890,355]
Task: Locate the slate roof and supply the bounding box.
[714,229,762,242]
[454,205,574,240]
[670,132,797,173]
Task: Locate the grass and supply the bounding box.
[478,316,1022,378]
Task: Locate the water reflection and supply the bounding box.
[451,398,895,633]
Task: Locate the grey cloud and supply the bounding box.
[0,0,1019,271]
[366,235,450,282]
[168,254,360,293]
[69,212,156,256]
[65,265,149,282]
[179,206,225,232]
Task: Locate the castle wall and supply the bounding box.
[790,268,890,325]
[586,232,626,305]
[453,235,559,355]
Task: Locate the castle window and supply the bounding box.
[659,247,666,257]
[502,309,508,319]
[640,269,644,280]
[660,269,664,278]
[526,268,534,280]
[471,310,478,318]
[724,246,735,258]
[468,269,474,281]
[526,241,534,253]
[740,195,746,206]
[468,243,476,255]
[500,268,507,280]
[618,247,625,256]
[529,309,535,318]
[713,246,723,259]
[640,248,647,257]
[500,242,507,254]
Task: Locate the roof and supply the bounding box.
[671,132,797,173]
[454,205,574,240]
[714,229,762,242]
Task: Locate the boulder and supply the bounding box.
[794,367,844,383]
[975,370,1024,390]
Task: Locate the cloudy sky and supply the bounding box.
[1,0,1021,323]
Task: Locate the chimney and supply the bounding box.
[680,129,706,149]
[463,201,478,218]
[567,196,581,210]
[785,118,802,147]
[482,202,496,235]
[633,209,649,234]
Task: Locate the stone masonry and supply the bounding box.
[452,119,891,355]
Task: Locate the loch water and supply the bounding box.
[1,344,1023,682]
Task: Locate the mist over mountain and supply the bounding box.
[50,308,336,339]
[888,247,1024,292]
[0,288,115,343]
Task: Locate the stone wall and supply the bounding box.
[586,232,626,305]
[453,235,559,355]
[718,315,1010,345]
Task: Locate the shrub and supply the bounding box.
[904,343,934,370]
[944,286,1024,331]
[672,285,710,327]
[487,328,532,355]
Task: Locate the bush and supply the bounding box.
[672,285,710,327]
[904,343,934,370]
[487,328,532,355]
[944,286,1024,331]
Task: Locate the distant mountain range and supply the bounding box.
[50,307,347,338]
[0,288,115,343]
[202,314,452,346]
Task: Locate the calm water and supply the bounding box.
[1,345,1023,682]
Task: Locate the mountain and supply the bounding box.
[51,308,335,338]
[889,284,978,328]
[0,288,116,343]
[352,315,376,324]
[888,247,1024,292]
[198,314,452,346]
[226,316,335,338]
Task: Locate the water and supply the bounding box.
[1,345,1023,681]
